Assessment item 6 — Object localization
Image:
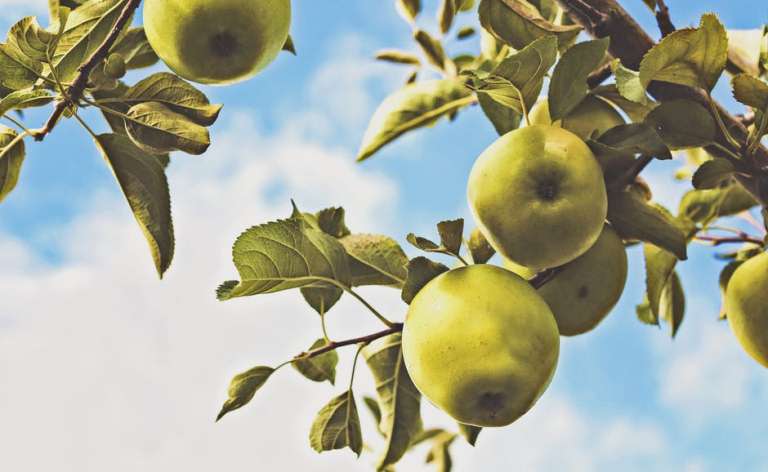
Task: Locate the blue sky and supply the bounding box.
[1,1,768,471]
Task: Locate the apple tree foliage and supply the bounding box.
[1,0,768,470]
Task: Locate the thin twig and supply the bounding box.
[655,0,676,37]
[31,0,142,141]
[587,62,613,89]
[528,266,564,289]
[292,324,404,361]
[695,234,764,246]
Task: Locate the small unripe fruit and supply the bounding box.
[724,251,768,368]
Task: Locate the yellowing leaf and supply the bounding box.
[357,79,473,161]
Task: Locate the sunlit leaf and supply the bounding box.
[340,234,409,287]
[548,38,610,121]
[125,101,211,155]
[216,366,275,421]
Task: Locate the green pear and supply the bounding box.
[504,226,628,336]
[143,0,291,85]
[468,124,608,270]
[529,95,624,140]
[725,251,768,368]
[402,264,560,427]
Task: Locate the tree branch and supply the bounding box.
[555,0,768,207]
[695,234,764,246]
[32,0,142,141]
[654,0,675,37]
[528,266,563,288]
[293,324,404,360]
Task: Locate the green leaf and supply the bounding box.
[7,16,55,62]
[357,79,473,161]
[608,190,687,260]
[315,207,351,238]
[639,13,728,91]
[468,35,557,115]
[636,296,658,326]
[396,0,422,22]
[732,74,768,111]
[109,27,159,70]
[468,228,495,264]
[375,49,421,66]
[217,219,352,300]
[437,219,464,255]
[643,243,678,325]
[641,0,656,11]
[548,38,610,121]
[300,285,343,314]
[363,333,423,470]
[660,271,685,338]
[401,257,450,304]
[125,101,211,155]
[592,84,658,122]
[0,43,43,90]
[340,234,409,287]
[596,123,672,159]
[612,60,650,105]
[425,431,457,472]
[477,92,521,135]
[52,0,128,83]
[292,339,339,385]
[438,0,457,34]
[123,72,223,126]
[0,126,25,203]
[216,366,275,421]
[478,0,581,52]
[309,389,363,456]
[691,158,735,189]
[645,99,717,149]
[458,423,481,446]
[282,34,296,55]
[678,185,758,224]
[457,26,476,40]
[407,233,441,252]
[413,29,448,71]
[94,133,174,277]
[0,89,54,116]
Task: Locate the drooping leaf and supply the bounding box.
[375,49,422,66]
[292,339,339,385]
[438,0,457,34]
[592,84,658,122]
[315,207,351,238]
[678,185,758,224]
[636,295,658,326]
[413,29,448,71]
[468,228,495,264]
[216,366,275,421]
[425,431,458,472]
[0,89,54,116]
[548,38,610,121]
[691,158,735,189]
[477,92,521,135]
[124,72,221,125]
[309,389,363,456]
[363,334,423,469]
[732,74,768,111]
[0,126,26,203]
[639,13,728,91]
[644,99,717,149]
[125,101,211,155]
[478,0,581,52]
[94,133,174,277]
[402,257,450,304]
[340,234,409,287]
[396,0,422,22]
[300,285,343,314]
[660,271,685,338]
[643,243,678,325]
[357,79,473,161]
[608,190,687,260]
[217,219,352,300]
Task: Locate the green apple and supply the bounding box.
[402,264,559,427]
[529,95,624,140]
[725,251,768,368]
[504,226,628,336]
[468,124,608,270]
[143,0,291,85]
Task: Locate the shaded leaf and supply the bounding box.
[732,73,768,111]
[217,219,352,300]
[425,431,457,472]
[0,126,25,203]
[691,158,735,189]
[644,243,678,324]
[413,29,448,71]
[468,227,495,264]
[639,13,727,91]
[340,234,409,287]
[608,190,687,260]
[376,49,421,66]
[477,92,521,134]
[645,99,717,149]
[282,34,296,55]
[402,257,449,304]
[548,38,610,121]
[293,339,339,385]
[357,79,473,161]
[457,26,476,40]
[592,84,658,122]
[94,133,174,277]
[478,0,581,52]
[437,218,464,255]
[438,0,457,34]
[315,207,351,238]
[7,16,54,62]
[0,89,53,116]
[301,285,343,314]
[125,72,223,126]
[125,101,211,155]
[458,423,481,446]
[363,395,384,436]
[660,271,685,338]
[396,0,422,22]
[309,389,363,456]
[678,185,757,224]
[216,366,275,421]
[363,334,422,469]
[109,27,159,70]
[612,60,650,105]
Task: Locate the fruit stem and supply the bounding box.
[292,324,404,362]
